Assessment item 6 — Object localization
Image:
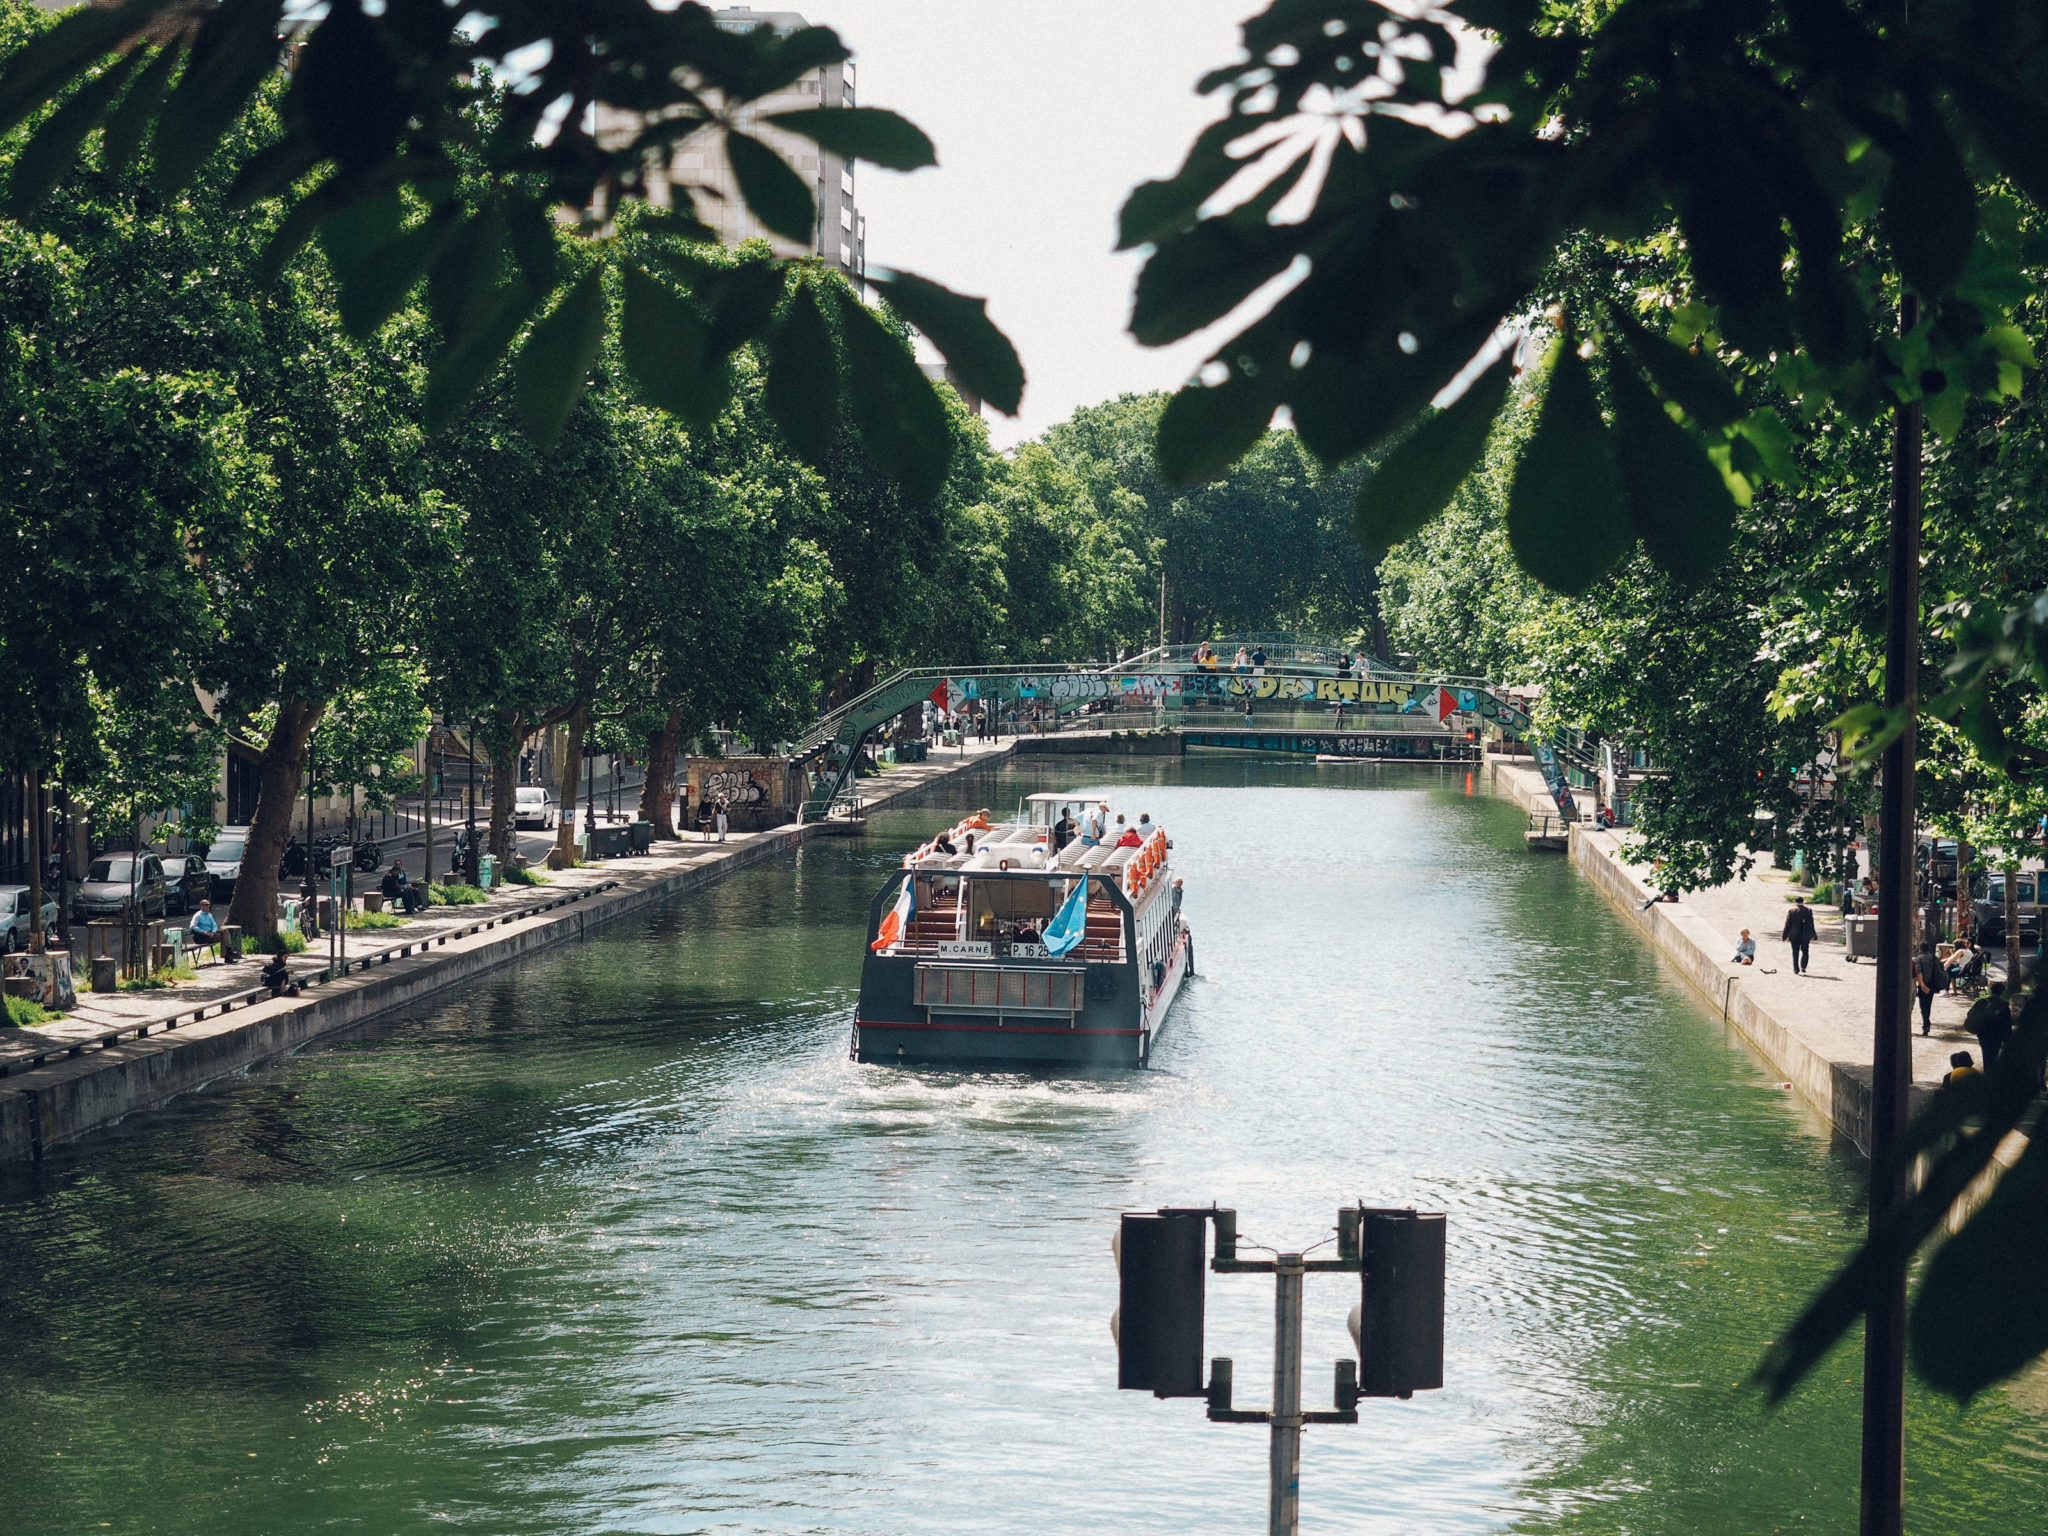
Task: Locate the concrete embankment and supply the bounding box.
[1485,753,1937,1153]
[0,742,1014,1165]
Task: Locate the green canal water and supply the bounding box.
[1,758,2043,1535]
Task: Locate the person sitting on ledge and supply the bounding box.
[1732,929,1755,965]
[260,952,301,999]
[1944,1050,1980,1087]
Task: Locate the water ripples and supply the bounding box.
[0,758,2043,1533]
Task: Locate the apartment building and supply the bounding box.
[639,6,866,281]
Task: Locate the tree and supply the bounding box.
[0,0,1023,496]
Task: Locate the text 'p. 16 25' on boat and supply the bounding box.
[854,793,1193,1068]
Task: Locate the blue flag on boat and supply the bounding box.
[1043,878,1088,957]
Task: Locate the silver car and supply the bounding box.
[514,786,558,830]
[73,854,169,923]
[203,828,253,900]
[0,885,60,954]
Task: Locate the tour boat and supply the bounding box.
[853,793,1194,1068]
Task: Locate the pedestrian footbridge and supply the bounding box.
[790,636,1598,821]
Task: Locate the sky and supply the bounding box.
[772,0,1267,449]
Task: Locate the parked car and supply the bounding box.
[0,886,60,955]
[72,854,169,923]
[162,853,210,915]
[1973,871,2044,948]
[514,786,558,830]
[203,828,253,900]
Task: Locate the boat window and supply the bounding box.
[967,878,1060,935]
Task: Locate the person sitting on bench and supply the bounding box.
[187,900,221,957]
[381,860,426,915]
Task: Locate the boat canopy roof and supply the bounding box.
[908,822,1163,877]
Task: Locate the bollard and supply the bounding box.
[91,955,118,993]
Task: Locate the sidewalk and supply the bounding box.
[0,737,1017,1161]
[1486,757,1960,1150]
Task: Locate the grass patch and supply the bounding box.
[119,962,199,992]
[1813,880,1838,906]
[503,864,551,886]
[346,908,408,930]
[3,994,52,1027]
[431,883,488,906]
[255,930,309,955]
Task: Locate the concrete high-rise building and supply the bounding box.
[636,7,866,281]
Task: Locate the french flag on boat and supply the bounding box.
[871,877,915,952]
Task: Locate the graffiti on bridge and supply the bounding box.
[1180,731,1482,760]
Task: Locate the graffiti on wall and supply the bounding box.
[701,768,770,807]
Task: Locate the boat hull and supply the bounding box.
[855,930,1192,1070]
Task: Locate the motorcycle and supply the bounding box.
[353,840,383,873]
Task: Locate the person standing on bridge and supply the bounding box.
[1781,895,1816,975]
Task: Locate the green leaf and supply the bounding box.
[1507,333,1629,595]
[100,43,177,181]
[1154,364,1276,487]
[320,197,455,338]
[291,0,406,175]
[1118,116,1242,250]
[832,285,955,502]
[255,174,355,286]
[762,106,935,170]
[763,280,840,466]
[514,266,610,449]
[424,280,542,434]
[874,271,1024,416]
[1130,218,1297,348]
[1352,352,1515,551]
[1604,299,1745,429]
[725,130,817,244]
[150,0,287,196]
[620,263,731,425]
[1882,108,1977,298]
[0,0,167,140]
[1290,305,1504,465]
[1912,1133,2048,1400]
[1605,351,1737,584]
[5,47,149,218]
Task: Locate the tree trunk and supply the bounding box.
[26,766,45,953]
[1956,839,1973,946]
[639,703,682,839]
[488,712,520,865]
[2006,866,2020,988]
[228,695,325,939]
[553,704,586,863]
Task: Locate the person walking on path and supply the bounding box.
[1914,942,1947,1034]
[1966,981,2014,1070]
[1781,895,1817,974]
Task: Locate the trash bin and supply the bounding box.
[479,854,497,889]
[630,821,653,853]
[1844,913,1880,962]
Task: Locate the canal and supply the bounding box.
[0,757,2042,1535]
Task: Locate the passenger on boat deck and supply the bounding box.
[1082,803,1107,846]
[1053,809,1076,852]
[1115,825,1143,848]
[933,832,956,855]
[964,832,978,855]
[963,808,993,830]
[1014,922,1041,944]
[1137,813,1155,840]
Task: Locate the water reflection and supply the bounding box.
[0,757,2039,1534]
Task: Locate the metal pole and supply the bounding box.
[1269,1254,1304,1536]
[1863,293,1920,1536]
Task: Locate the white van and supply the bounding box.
[514,786,557,830]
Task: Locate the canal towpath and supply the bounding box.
[0,736,1019,1163]
[1486,755,1966,1150]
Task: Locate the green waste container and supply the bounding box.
[479,854,497,888]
